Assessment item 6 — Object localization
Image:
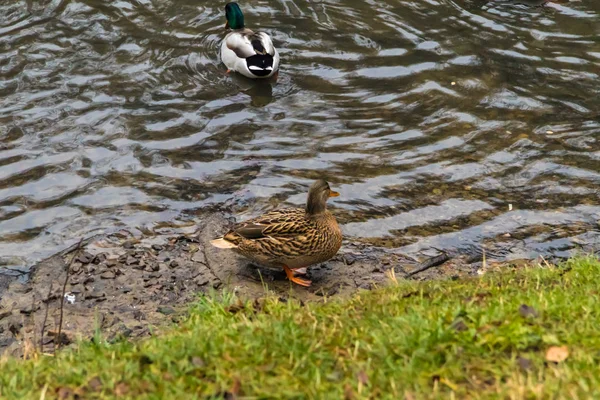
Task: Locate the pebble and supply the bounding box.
[84,276,95,284]
[152,244,163,251]
[157,306,175,315]
[105,259,117,267]
[71,262,82,274]
[101,271,116,280]
[169,260,179,268]
[86,290,106,299]
[93,253,107,264]
[77,252,94,264]
[126,256,139,265]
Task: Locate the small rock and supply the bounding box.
[519,304,539,318]
[48,330,71,345]
[126,256,139,265]
[70,278,80,285]
[20,305,40,315]
[169,260,179,268]
[87,290,106,300]
[101,271,116,280]
[194,277,209,286]
[191,356,206,368]
[70,285,84,294]
[148,272,161,279]
[152,244,163,251]
[77,252,94,264]
[452,320,468,332]
[123,241,135,249]
[8,320,22,336]
[84,265,97,274]
[132,263,145,271]
[93,253,107,264]
[115,268,124,276]
[11,283,32,294]
[150,263,160,272]
[343,254,356,265]
[517,356,533,372]
[84,276,95,284]
[143,279,158,288]
[157,306,175,315]
[105,259,117,267]
[0,311,12,320]
[133,310,145,321]
[121,286,132,294]
[71,262,82,274]
[134,251,144,259]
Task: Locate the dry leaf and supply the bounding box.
[357,370,369,385]
[114,383,129,396]
[545,346,569,363]
[344,383,354,400]
[87,376,102,392]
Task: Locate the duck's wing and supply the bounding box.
[225,30,276,59]
[252,32,276,56]
[227,208,313,241]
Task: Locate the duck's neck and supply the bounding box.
[306,202,327,216]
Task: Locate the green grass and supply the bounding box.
[2,257,600,399]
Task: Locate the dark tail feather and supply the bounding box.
[246,54,274,77]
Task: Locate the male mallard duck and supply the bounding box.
[211,180,342,287]
[220,2,280,79]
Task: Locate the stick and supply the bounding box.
[405,253,450,278]
[30,293,36,357]
[56,238,83,354]
[40,282,53,353]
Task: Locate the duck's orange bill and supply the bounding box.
[329,191,340,197]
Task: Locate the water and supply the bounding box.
[1,0,599,273]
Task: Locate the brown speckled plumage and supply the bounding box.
[211,180,342,286]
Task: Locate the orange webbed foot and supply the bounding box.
[284,265,311,287]
[293,267,307,276]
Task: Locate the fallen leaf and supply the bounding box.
[56,387,75,399]
[87,377,102,392]
[344,383,354,400]
[357,370,369,385]
[114,382,129,396]
[545,346,569,363]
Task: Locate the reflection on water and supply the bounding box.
[1,0,599,271]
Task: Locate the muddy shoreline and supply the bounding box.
[0,213,528,357]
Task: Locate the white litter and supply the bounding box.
[64,293,76,304]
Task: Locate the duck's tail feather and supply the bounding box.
[210,238,238,249]
[246,54,274,77]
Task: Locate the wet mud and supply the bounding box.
[0,214,534,357]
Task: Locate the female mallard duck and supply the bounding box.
[211,180,342,287]
[220,2,280,79]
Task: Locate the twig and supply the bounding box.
[40,282,53,353]
[405,253,450,278]
[29,293,36,359]
[56,238,83,354]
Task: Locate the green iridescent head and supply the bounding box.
[225,2,245,30]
